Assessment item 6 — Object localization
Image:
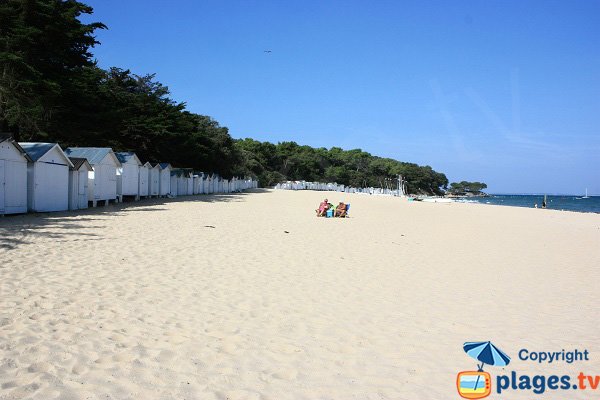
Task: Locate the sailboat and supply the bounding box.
[576,188,590,200]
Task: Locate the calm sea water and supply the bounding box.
[456,194,600,214]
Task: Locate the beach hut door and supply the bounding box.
[0,160,5,212]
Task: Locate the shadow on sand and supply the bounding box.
[0,189,270,251]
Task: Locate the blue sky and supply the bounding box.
[82,0,599,194]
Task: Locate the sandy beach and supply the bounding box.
[1,189,599,400]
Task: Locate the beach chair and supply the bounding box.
[345,203,350,217]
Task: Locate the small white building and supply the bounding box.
[212,174,219,193]
[199,174,207,194]
[115,152,142,200]
[193,174,202,195]
[65,147,121,206]
[205,175,213,194]
[139,161,151,198]
[157,163,171,196]
[20,142,74,212]
[148,163,160,197]
[169,169,180,197]
[0,136,30,215]
[185,169,194,195]
[173,169,187,196]
[68,157,92,210]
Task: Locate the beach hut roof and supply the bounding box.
[170,168,184,177]
[115,151,142,166]
[157,162,172,169]
[69,157,93,171]
[0,134,33,161]
[20,142,74,167]
[65,147,121,166]
[143,161,154,168]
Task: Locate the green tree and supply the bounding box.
[0,0,105,138]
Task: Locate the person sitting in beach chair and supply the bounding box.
[335,202,347,218]
[316,198,330,217]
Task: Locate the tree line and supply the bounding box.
[1,0,454,194]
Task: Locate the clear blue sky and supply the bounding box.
[81,0,599,194]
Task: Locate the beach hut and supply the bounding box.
[169,169,179,197]
[19,142,73,212]
[172,168,188,196]
[139,161,150,198]
[202,175,212,194]
[212,174,219,193]
[196,173,205,194]
[185,169,194,195]
[193,174,201,195]
[65,147,121,206]
[115,152,142,200]
[157,163,171,197]
[148,163,160,197]
[0,136,31,215]
[68,157,92,210]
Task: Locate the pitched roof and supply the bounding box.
[19,142,55,162]
[115,151,142,166]
[69,157,92,171]
[172,168,193,177]
[19,142,73,167]
[65,147,121,166]
[0,135,33,161]
[158,162,172,169]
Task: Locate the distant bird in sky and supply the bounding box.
[264,50,272,53]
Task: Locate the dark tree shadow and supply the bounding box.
[0,189,270,251]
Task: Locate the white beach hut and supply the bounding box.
[205,175,213,194]
[65,147,121,206]
[185,170,194,195]
[0,136,30,215]
[115,152,142,200]
[68,157,92,210]
[139,161,150,198]
[169,169,179,197]
[157,163,171,197]
[200,173,208,194]
[212,174,219,193]
[173,169,188,196]
[148,163,160,197]
[193,174,201,195]
[223,179,229,193]
[19,142,73,212]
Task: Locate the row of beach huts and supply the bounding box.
[0,136,257,215]
[275,181,404,196]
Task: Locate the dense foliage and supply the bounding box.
[234,139,448,194]
[1,0,450,193]
[448,181,488,195]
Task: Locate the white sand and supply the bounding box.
[1,189,599,399]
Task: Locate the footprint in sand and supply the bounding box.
[71,363,88,375]
[272,368,298,380]
[26,362,52,373]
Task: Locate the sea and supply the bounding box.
[455,194,600,214]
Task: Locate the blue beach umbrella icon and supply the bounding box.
[463,341,511,391]
[463,341,511,370]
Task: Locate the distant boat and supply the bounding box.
[576,188,590,200]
